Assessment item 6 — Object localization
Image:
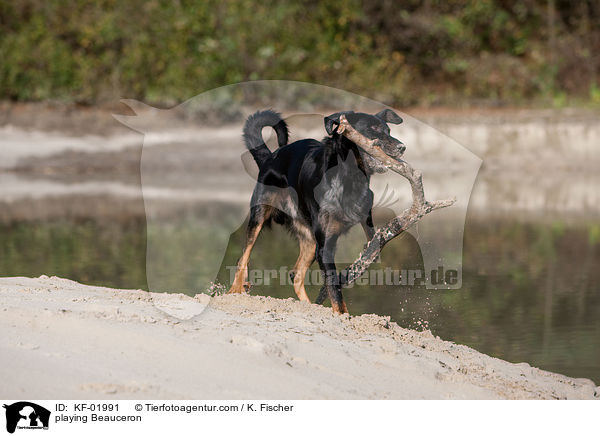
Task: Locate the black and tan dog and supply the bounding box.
[228,109,405,313]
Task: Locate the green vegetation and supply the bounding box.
[1,0,599,106]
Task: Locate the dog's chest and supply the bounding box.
[314,170,372,225]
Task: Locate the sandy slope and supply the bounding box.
[0,276,597,400]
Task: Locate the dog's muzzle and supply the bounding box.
[379,138,405,159]
[360,138,405,174]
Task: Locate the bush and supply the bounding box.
[0,0,598,106]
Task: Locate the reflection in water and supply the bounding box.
[1,213,598,383]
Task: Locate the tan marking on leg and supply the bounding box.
[292,236,316,302]
[228,212,269,294]
[331,300,348,314]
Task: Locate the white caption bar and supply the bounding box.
[0,400,597,435]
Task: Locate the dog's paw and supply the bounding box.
[227,282,251,294]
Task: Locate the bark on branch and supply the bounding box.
[315,114,456,304]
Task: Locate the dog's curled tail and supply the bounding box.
[243,110,289,167]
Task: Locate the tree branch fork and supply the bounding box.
[315,115,456,304]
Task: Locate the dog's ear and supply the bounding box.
[324,111,353,135]
[375,109,403,125]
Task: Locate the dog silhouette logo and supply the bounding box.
[3,402,50,433]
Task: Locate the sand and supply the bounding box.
[0,276,598,400]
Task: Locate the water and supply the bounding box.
[1,207,598,383]
[1,106,598,384]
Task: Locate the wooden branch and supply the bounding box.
[315,115,456,304]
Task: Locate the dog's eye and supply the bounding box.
[376,127,390,137]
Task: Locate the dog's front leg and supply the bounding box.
[361,210,375,240]
[361,211,381,262]
[315,229,347,314]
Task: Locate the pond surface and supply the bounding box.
[1,208,598,383]
[1,108,598,384]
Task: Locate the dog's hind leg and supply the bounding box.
[290,226,316,302]
[228,204,272,294]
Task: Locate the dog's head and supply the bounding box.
[324,109,405,173]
